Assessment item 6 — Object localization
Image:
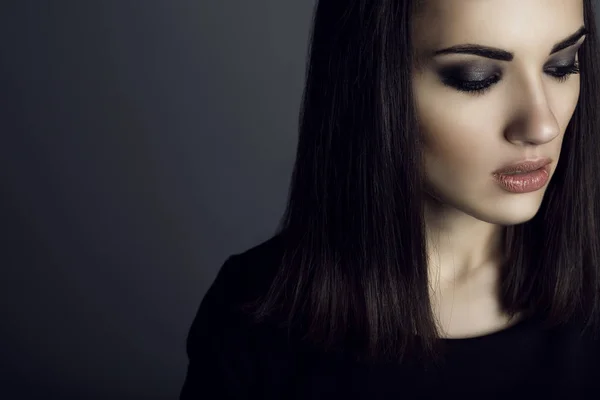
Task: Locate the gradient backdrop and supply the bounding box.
[0,1,597,399]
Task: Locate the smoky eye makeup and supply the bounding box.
[546,49,580,68]
[436,63,502,93]
[550,57,578,67]
[435,51,582,95]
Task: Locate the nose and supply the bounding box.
[503,80,561,146]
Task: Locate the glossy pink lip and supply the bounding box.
[493,158,552,175]
[493,166,550,193]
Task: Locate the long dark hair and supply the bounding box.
[243,0,600,367]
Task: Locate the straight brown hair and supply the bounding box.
[243,0,600,367]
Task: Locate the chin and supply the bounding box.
[469,195,546,226]
[484,211,540,226]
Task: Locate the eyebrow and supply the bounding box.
[432,26,588,61]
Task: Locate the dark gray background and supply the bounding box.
[0,1,597,399]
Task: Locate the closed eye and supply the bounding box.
[440,60,581,96]
[544,62,580,82]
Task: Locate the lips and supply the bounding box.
[493,158,552,175]
[504,169,537,175]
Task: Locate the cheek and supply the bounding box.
[550,78,580,132]
[415,87,501,177]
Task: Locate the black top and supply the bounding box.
[180,235,600,399]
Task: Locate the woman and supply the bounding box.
[182,0,600,398]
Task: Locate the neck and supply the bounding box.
[423,193,505,284]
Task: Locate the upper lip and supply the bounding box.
[493,157,552,175]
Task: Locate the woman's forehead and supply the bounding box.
[412,0,584,55]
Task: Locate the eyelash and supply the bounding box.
[445,62,581,96]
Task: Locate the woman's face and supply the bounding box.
[412,0,585,225]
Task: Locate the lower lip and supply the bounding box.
[493,166,550,193]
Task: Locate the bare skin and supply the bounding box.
[411,0,585,338]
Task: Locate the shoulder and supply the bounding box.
[188,232,287,340]
[203,233,286,311]
[180,233,289,399]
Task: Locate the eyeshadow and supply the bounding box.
[438,63,500,81]
[549,57,578,68]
